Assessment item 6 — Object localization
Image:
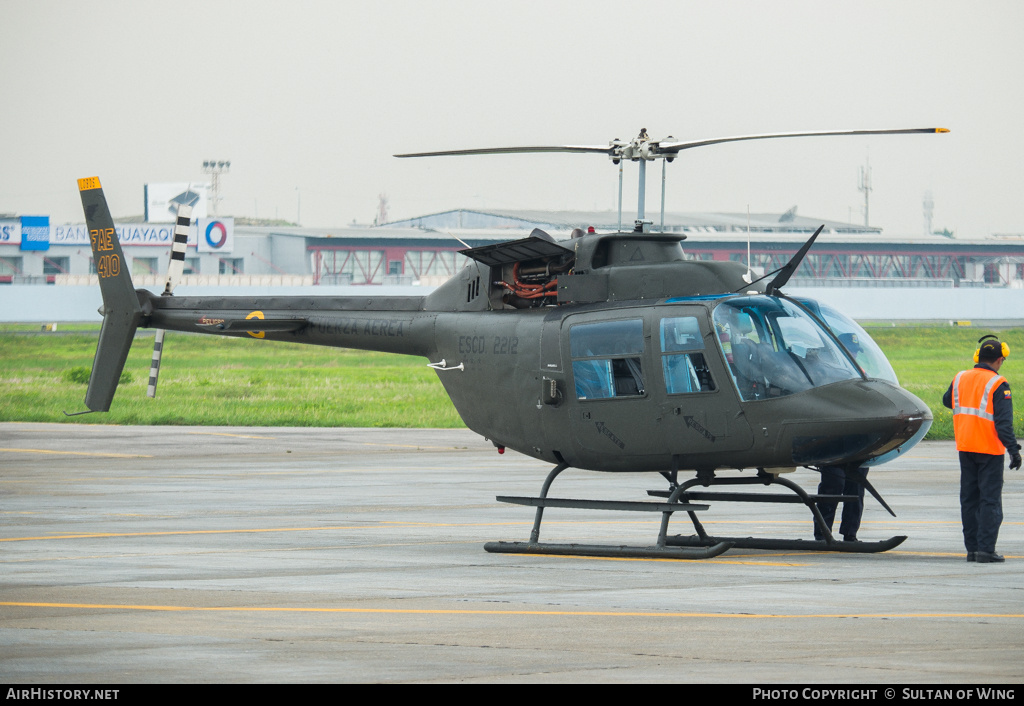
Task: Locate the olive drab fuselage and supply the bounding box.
[110,228,931,476]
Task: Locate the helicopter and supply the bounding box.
[73,126,945,560]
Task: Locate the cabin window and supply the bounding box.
[714,296,860,401]
[569,318,644,399]
[659,316,715,394]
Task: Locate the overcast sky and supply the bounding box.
[2,1,1022,237]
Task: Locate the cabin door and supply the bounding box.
[563,310,668,462]
[655,307,754,456]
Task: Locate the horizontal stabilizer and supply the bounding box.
[196,317,308,333]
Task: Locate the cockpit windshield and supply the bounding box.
[714,296,862,401]
[795,298,899,384]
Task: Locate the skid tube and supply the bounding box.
[648,470,906,553]
[483,463,733,560]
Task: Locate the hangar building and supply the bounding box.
[2,209,1023,288]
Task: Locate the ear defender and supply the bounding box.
[975,334,1010,363]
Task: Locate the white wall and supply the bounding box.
[2,284,1022,324]
[787,286,1024,323]
[0,285,437,323]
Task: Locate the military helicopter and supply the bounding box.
[73,126,944,560]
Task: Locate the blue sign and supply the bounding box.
[20,216,50,251]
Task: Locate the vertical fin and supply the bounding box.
[79,177,140,313]
[78,177,143,412]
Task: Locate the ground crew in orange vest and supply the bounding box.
[942,335,1021,563]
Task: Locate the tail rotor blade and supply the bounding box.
[147,328,165,398]
[149,203,192,398]
[164,204,191,295]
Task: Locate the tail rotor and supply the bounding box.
[147,203,192,398]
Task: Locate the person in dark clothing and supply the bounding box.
[815,333,868,542]
[942,335,1021,563]
[814,465,867,542]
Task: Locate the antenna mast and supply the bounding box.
[858,153,872,227]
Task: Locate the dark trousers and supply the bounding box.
[815,466,866,539]
[959,451,1004,553]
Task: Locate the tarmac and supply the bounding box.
[1,422,1022,684]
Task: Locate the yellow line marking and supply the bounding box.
[361,442,472,450]
[2,525,1009,562]
[186,432,277,440]
[0,448,153,459]
[3,601,1023,619]
[0,526,384,542]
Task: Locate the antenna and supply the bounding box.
[858,152,872,227]
[445,230,471,249]
[743,206,753,284]
[923,190,934,236]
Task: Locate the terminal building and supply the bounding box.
[2,208,1024,289]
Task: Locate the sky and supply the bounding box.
[2,0,1022,238]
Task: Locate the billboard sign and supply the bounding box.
[197,217,234,253]
[51,223,183,247]
[20,216,50,251]
[144,183,209,223]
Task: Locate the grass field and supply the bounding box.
[0,325,462,428]
[2,323,1023,441]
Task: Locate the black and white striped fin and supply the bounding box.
[163,204,192,295]
[149,203,191,398]
[147,328,165,398]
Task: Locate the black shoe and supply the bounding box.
[843,534,859,542]
[966,552,976,562]
[975,551,1005,563]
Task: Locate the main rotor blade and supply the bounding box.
[395,145,615,158]
[765,225,824,296]
[657,127,948,154]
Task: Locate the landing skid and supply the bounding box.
[486,464,906,560]
[649,471,907,554]
[664,535,905,553]
[484,463,733,560]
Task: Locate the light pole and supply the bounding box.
[202,160,230,216]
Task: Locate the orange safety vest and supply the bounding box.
[951,367,1008,455]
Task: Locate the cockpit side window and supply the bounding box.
[660,316,715,394]
[795,298,899,384]
[569,318,645,400]
[714,297,861,401]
